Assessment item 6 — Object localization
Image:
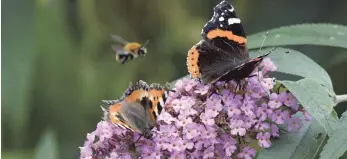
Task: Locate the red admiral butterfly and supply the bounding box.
[102,80,168,138]
[187,0,271,85]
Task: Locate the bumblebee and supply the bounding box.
[111,35,149,64]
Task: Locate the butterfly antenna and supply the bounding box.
[148,132,157,145]
[254,43,277,98]
[258,32,269,52]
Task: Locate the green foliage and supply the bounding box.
[250,23,347,159]
[258,119,327,159]
[2,0,35,148]
[250,48,333,90]
[33,129,59,159]
[319,111,347,159]
[1,151,33,159]
[281,79,337,134]
[247,24,347,50]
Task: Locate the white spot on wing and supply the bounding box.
[159,98,164,110]
[229,6,234,12]
[220,24,223,27]
[228,18,241,25]
[219,17,225,21]
[222,13,225,15]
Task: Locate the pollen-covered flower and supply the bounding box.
[257,132,272,148]
[80,58,308,159]
[237,147,257,159]
[271,109,289,124]
[287,117,302,132]
[268,93,283,108]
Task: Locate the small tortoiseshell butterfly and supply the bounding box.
[102,80,168,138]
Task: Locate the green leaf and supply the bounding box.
[281,78,338,134]
[34,129,59,159]
[250,47,333,90]
[319,111,347,159]
[247,23,347,49]
[327,52,347,69]
[259,119,327,159]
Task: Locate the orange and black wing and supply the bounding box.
[102,100,135,131]
[102,80,150,132]
[147,83,168,122]
[187,0,269,84]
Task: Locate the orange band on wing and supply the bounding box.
[148,89,165,120]
[206,29,247,44]
[124,89,146,103]
[108,104,122,124]
[149,109,156,122]
[187,46,201,78]
[108,103,135,131]
[149,89,165,101]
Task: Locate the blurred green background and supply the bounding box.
[2,0,347,158]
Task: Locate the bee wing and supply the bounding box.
[119,102,155,133]
[111,34,129,46]
[111,45,128,55]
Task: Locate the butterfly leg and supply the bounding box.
[234,79,241,92]
[134,134,143,143]
[241,79,248,91]
[248,74,258,78]
[194,78,202,83]
[232,80,241,98]
[236,79,248,105]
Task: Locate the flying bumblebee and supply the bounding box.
[111,35,149,64]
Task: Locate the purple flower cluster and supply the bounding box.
[79,121,136,159]
[80,58,311,159]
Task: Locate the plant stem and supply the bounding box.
[334,94,347,106]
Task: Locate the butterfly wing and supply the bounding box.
[119,101,155,134]
[218,53,270,82]
[148,83,168,121]
[104,80,150,133]
[102,100,121,106]
[187,1,267,84]
[104,100,136,131]
[202,0,248,49]
[188,40,248,84]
